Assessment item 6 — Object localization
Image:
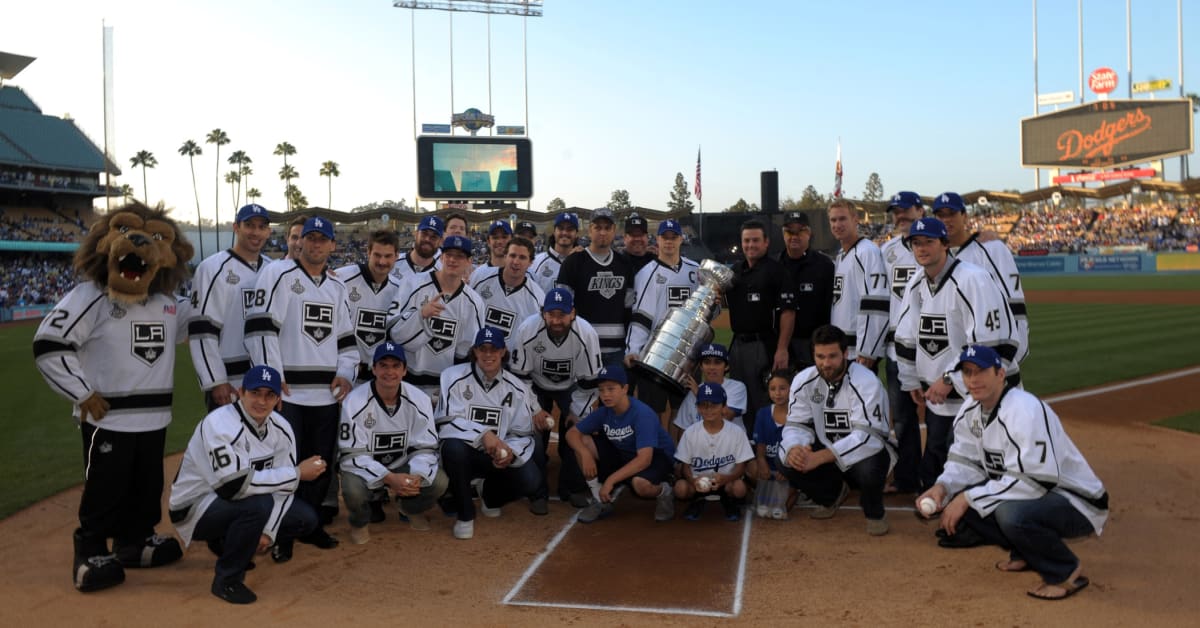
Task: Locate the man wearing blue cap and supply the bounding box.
[479,219,513,270]
[169,365,325,604]
[338,342,447,544]
[917,344,1107,601]
[246,215,358,552]
[894,217,1021,491]
[530,211,579,294]
[566,364,677,523]
[393,214,443,283]
[557,208,636,366]
[189,203,274,410]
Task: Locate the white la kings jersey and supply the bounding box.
[387,271,486,401]
[438,363,537,465]
[335,263,402,374]
[245,259,359,407]
[939,387,1108,534]
[509,313,603,391]
[34,281,189,432]
[673,378,750,433]
[880,235,917,361]
[951,235,1031,365]
[530,249,567,294]
[168,401,300,546]
[338,380,439,488]
[894,259,1021,417]
[674,419,754,476]
[391,250,441,283]
[627,257,701,357]
[469,267,545,341]
[832,238,889,360]
[188,249,271,390]
[780,362,897,471]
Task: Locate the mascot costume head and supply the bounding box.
[74,201,194,303]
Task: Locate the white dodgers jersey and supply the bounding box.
[189,249,271,390]
[674,419,754,476]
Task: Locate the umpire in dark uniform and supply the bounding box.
[725,218,797,420]
[778,212,834,371]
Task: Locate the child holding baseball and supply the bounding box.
[749,370,798,519]
[673,382,755,521]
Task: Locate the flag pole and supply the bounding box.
[695,146,703,244]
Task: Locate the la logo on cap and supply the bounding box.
[703,385,711,394]
[915,220,924,230]
[939,194,949,203]
[260,370,272,381]
[315,218,323,227]
[554,292,563,301]
[967,347,976,357]
[386,342,395,351]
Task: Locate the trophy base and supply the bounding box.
[631,360,687,396]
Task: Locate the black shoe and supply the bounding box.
[212,580,257,604]
[270,539,293,564]
[318,505,338,526]
[937,526,986,549]
[720,495,741,522]
[369,501,387,523]
[684,499,706,521]
[299,528,339,550]
[529,498,549,516]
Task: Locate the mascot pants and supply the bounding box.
[78,423,166,546]
[280,401,339,515]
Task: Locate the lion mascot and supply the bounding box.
[33,202,194,592]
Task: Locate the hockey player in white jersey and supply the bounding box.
[895,217,1021,492]
[245,216,357,552]
[529,211,579,294]
[168,366,324,604]
[828,199,889,366]
[338,343,448,543]
[189,203,274,410]
[471,219,512,276]
[918,345,1107,601]
[336,229,403,383]
[439,327,545,539]
[392,214,443,283]
[469,236,544,340]
[780,325,896,536]
[33,203,193,593]
[387,234,486,407]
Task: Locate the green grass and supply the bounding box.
[1155,411,1200,435]
[1023,274,1200,291]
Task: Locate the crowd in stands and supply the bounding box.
[0,212,81,242]
[0,253,75,308]
[0,168,102,194]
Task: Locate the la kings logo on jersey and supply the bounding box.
[131,322,166,366]
[541,359,572,383]
[427,316,458,353]
[587,272,624,299]
[891,266,915,300]
[832,275,844,305]
[372,431,408,466]
[667,286,691,307]
[303,302,334,344]
[823,410,851,442]
[469,405,502,428]
[485,306,516,332]
[250,455,275,471]
[356,308,388,347]
[918,314,949,358]
[983,448,1006,479]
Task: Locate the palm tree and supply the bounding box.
[278,164,298,210]
[129,150,157,202]
[319,161,340,209]
[247,188,262,202]
[178,140,204,258]
[225,171,241,210]
[274,142,297,210]
[228,150,251,207]
[285,184,308,211]
[206,129,230,228]
[117,183,134,202]
[238,164,253,206]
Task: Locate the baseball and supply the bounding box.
[544,416,555,430]
[495,448,509,461]
[696,476,713,493]
[919,496,938,516]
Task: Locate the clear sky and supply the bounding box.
[4,0,1196,222]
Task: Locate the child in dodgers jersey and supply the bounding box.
[674,382,754,521]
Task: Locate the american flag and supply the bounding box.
[694,147,702,200]
[833,141,843,198]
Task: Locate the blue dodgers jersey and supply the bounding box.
[576,397,675,457]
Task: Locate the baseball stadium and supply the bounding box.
[3,3,1200,626]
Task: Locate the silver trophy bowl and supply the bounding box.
[633,259,734,394]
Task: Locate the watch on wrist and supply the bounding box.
[941,371,954,387]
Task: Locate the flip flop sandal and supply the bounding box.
[1028,576,1090,601]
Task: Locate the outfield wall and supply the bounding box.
[1015,252,1200,274]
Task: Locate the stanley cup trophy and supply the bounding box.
[633,259,735,394]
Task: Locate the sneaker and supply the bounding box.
[369,501,386,523]
[299,528,339,549]
[567,491,593,508]
[683,499,706,521]
[770,507,788,521]
[578,501,615,523]
[211,579,257,605]
[755,504,770,518]
[348,525,370,545]
[528,498,549,516]
[867,518,890,536]
[810,483,850,520]
[655,487,675,522]
[453,520,474,540]
[721,495,741,522]
[471,479,502,518]
[270,539,294,564]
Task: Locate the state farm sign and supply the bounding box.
[1020,99,1193,169]
[1088,67,1118,95]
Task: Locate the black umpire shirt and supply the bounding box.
[778,249,834,340]
[725,256,797,337]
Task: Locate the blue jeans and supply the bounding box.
[782,445,890,520]
[886,358,921,493]
[192,494,316,585]
[340,466,449,528]
[440,439,540,522]
[960,491,1096,584]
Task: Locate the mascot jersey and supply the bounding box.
[34,281,189,432]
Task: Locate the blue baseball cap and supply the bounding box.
[657,219,682,236]
[932,192,966,214]
[696,381,727,405]
[908,217,948,240]
[887,191,923,211]
[235,203,270,224]
[543,287,574,313]
[956,344,1002,370]
[418,215,444,236]
[302,216,335,240]
[595,364,628,385]
[698,343,729,363]
[591,207,615,223]
[242,365,282,395]
[474,326,507,349]
[441,234,473,256]
[554,212,580,229]
[487,220,512,236]
[373,341,407,365]
[625,213,648,234]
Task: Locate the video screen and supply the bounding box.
[417,136,533,200]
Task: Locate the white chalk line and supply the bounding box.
[1043,366,1200,404]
